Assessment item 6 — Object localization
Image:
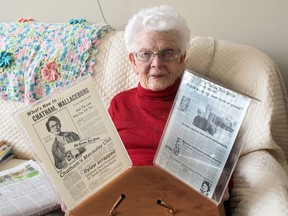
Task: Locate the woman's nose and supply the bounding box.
[151,55,163,67]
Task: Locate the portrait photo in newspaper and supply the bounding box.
[154,69,259,205]
[33,109,85,170]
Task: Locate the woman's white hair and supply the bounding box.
[124,5,191,52]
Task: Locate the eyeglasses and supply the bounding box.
[134,49,181,62]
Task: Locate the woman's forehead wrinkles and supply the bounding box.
[135,32,178,52]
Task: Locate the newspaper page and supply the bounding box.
[0,160,60,216]
[154,69,251,203]
[15,76,132,210]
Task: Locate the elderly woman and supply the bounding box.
[108,5,190,166]
[108,5,231,209]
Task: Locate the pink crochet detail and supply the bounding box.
[41,61,60,82]
[17,18,34,22]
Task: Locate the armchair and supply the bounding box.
[93,31,288,215]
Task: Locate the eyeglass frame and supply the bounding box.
[133,49,182,62]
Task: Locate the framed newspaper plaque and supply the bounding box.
[154,69,260,205]
[14,76,132,211]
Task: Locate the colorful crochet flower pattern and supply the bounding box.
[41,61,60,82]
[69,18,87,25]
[0,51,13,69]
[0,21,113,103]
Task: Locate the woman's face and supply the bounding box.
[48,120,61,135]
[129,31,186,91]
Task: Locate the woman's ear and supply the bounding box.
[129,53,139,75]
[129,53,135,64]
[179,52,187,73]
[180,52,186,64]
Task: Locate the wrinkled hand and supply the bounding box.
[223,188,230,201]
[60,198,67,213]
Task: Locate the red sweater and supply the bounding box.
[108,78,181,166]
[108,78,233,191]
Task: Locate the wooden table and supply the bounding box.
[69,166,225,216]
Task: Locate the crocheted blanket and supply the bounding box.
[0,20,113,103]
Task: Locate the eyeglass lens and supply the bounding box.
[135,49,179,62]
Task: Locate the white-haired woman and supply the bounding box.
[108,5,190,166]
[108,5,230,204]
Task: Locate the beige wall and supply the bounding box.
[2,0,288,91]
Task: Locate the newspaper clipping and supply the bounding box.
[16,76,132,210]
[154,70,251,202]
[0,160,60,216]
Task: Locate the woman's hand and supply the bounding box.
[223,188,230,201]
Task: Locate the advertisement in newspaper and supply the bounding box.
[16,76,132,210]
[154,70,251,201]
[0,160,60,216]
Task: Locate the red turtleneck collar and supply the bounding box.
[137,77,181,101]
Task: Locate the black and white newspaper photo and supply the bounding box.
[16,76,132,210]
[154,70,251,203]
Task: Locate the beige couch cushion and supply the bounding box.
[1,99,33,159]
[93,31,137,108]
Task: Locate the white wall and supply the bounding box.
[2,0,288,91]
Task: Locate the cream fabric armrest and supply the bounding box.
[231,150,288,215]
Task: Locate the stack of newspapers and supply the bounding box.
[0,160,61,216]
[0,141,15,165]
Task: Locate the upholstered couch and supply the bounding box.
[1,29,288,216]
